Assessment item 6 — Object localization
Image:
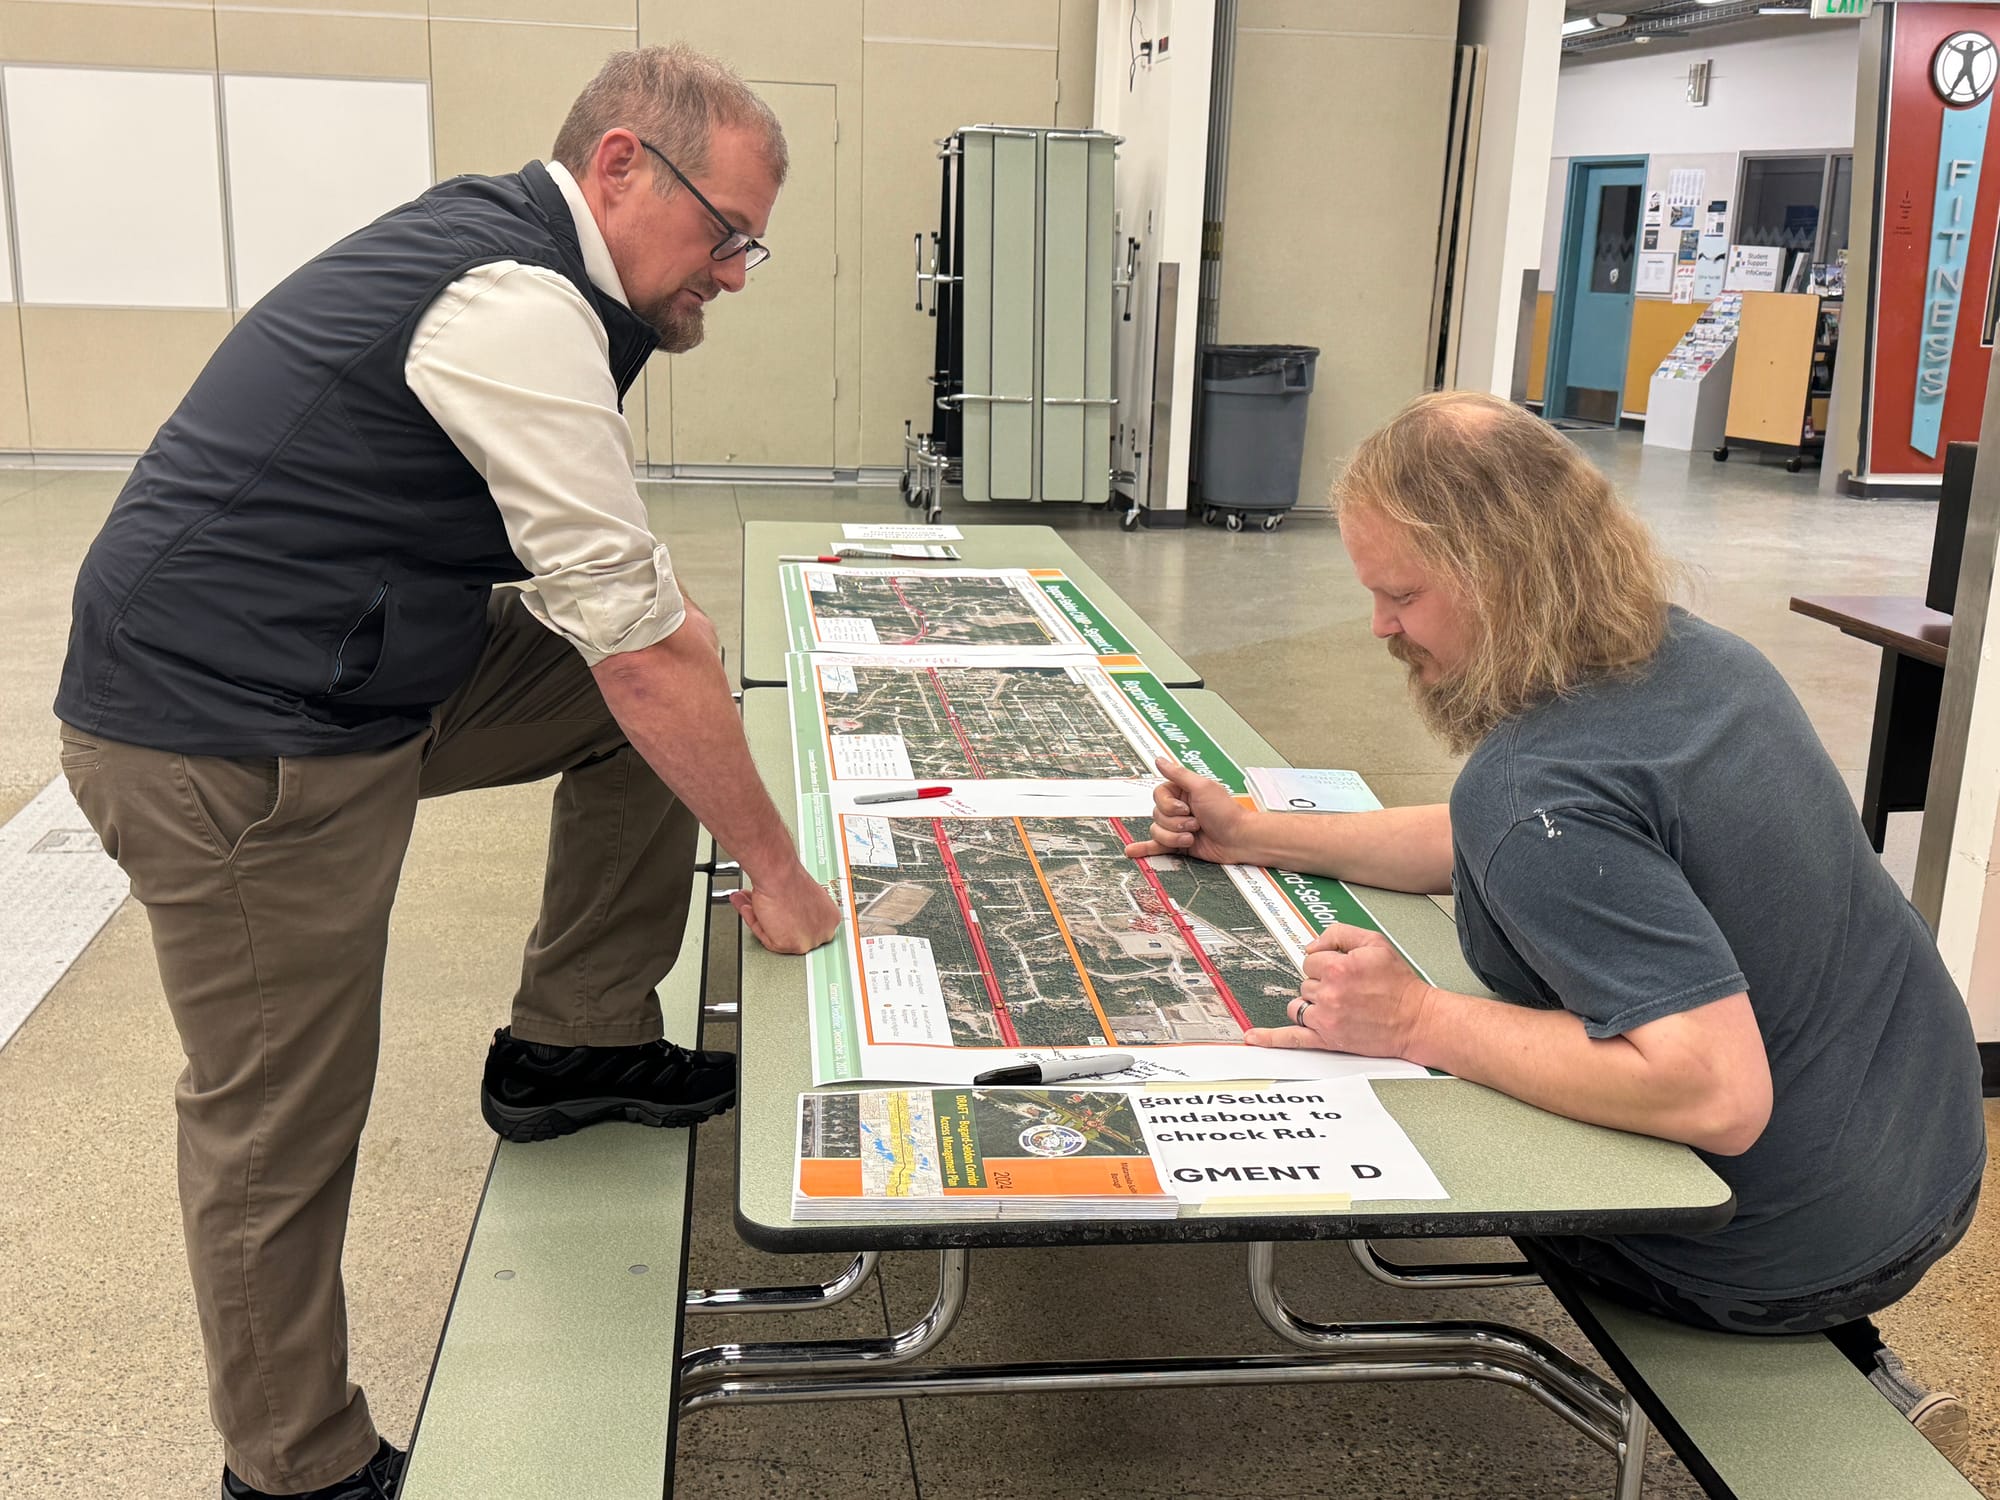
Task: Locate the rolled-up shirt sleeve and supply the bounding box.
[406,261,684,665]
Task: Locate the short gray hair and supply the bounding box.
[552,44,788,192]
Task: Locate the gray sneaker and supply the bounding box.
[1867,1348,1971,1467]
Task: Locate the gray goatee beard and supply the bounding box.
[644,297,705,354]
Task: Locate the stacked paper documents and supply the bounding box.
[793,1087,1178,1220]
[793,1080,1449,1221]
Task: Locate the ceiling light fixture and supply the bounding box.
[1562,16,1598,35]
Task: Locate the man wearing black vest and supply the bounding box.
[54,45,836,1500]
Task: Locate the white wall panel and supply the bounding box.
[5,67,227,307]
[223,75,432,309]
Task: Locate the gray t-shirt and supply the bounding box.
[1451,609,1985,1299]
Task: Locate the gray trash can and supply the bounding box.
[1196,344,1319,532]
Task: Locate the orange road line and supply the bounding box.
[1012,818,1118,1045]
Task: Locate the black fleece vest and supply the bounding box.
[56,162,659,756]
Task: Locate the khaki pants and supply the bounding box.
[60,591,697,1494]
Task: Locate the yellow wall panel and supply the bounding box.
[0,1,216,69]
[216,11,429,79]
[670,81,834,466]
[1238,0,1455,36]
[1219,28,1454,509]
[0,306,28,449]
[858,41,1056,465]
[1055,0,1094,128]
[431,0,633,30]
[663,0,860,87]
[1623,300,1707,417]
[21,307,230,452]
[247,0,421,12]
[862,0,1057,47]
[1527,291,1552,404]
[656,3,862,464]
[430,19,634,179]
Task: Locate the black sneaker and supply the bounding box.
[480,1026,737,1142]
[222,1439,404,1499]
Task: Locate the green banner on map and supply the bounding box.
[1109,668,1245,793]
[1033,574,1137,656]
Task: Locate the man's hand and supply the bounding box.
[1245,923,1432,1059]
[1121,757,1258,864]
[728,866,841,955]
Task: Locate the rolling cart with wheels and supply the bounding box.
[1195,344,1318,533]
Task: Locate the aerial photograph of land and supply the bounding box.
[821,663,1154,779]
[812,572,1064,647]
[846,815,1302,1048]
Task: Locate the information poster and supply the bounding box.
[797,792,1431,1087]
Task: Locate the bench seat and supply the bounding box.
[1535,1257,1981,1500]
[400,871,712,1500]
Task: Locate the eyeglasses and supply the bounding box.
[638,139,770,270]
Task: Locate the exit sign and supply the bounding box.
[1810,0,1872,17]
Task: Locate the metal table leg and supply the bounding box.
[1249,1243,1646,1497]
[685,1252,881,1317]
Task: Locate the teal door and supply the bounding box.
[1547,158,1646,424]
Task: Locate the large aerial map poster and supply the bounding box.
[778,565,1138,657]
[786,652,1238,812]
[797,796,1429,1086]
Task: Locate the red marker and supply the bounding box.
[851,785,954,805]
[779,554,846,564]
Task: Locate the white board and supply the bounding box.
[6,67,227,307]
[223,75,433,309]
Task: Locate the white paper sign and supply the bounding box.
[1634,251,1674,296]
[1667,168,1706,209]
[819,616,881,645]
[860,934,951,1043]
[1724,245,1784,292]
[1133,1080,1448,1205]
[1246,767,1385,814]
[843,523,965,541]
[829,733,916,782]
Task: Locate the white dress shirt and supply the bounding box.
[405,161,684,665]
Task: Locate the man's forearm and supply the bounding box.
[1404,988,1754,1153]
[592,630,800,884]
[1241,803,1454,894]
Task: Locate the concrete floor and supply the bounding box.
[0,430,1994,1498]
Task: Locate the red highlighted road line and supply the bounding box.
[888,574,929,644]
[926,667,987,776]
[1109,817,1253,1031]
[931,819,1019,1045]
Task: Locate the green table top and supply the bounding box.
[735,689,1733,1253]
[738,521,1204,688]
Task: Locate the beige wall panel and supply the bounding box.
[244,0,421,12]
[215,11,429,78]
[1055,0,1094,128]
[1237,0,1454,36]
[0,2,216,69]
[0,306,28,450]
[432,0,632,30]
[863,0,1057,48]
[653,5,863,463]
[643,350,671,465]
[21,307,230,452]
[1218,31,1453,509]
[662,0,860,86]
[430,20,634,179]
[671,81,835,465]
[858,41,1056,465]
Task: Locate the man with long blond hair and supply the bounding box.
[1128,391,1985,1461]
